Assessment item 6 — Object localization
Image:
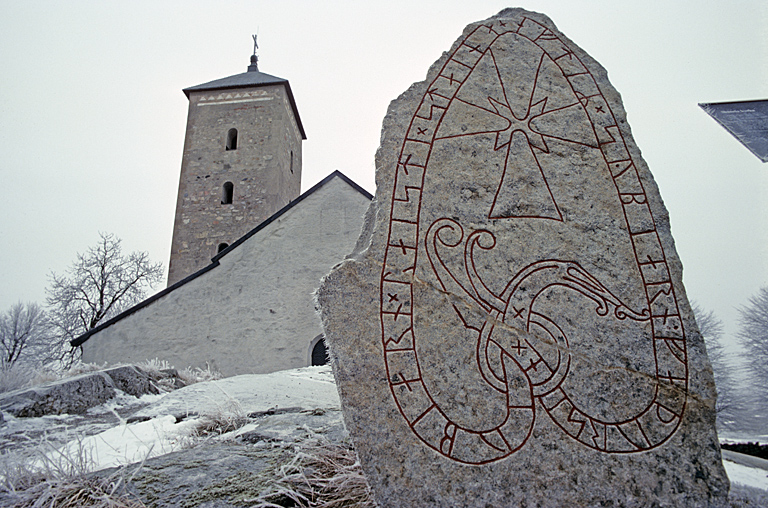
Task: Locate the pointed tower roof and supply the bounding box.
[183,55,306,139]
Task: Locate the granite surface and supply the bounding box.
[318,8,729,507]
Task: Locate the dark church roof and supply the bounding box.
[184,69,286,92]
[183,56,306,139]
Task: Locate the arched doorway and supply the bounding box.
[310,336,329,366]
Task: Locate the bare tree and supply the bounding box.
[737,287,768,407]
[46,233,164,364]
[0,302,50,368]
[692,303,737,427]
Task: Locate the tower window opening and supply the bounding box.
[290,150,294,174]
[217,243,229,254]
[226,128,238,150]
[222,181,234,204]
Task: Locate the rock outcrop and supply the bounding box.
[0,365,163,417]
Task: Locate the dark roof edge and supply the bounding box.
[282,82,306,140]
[698,98,768,107]
[333,170,374,200]
[183,80,306,140]
[70,170,372,347]
[210,170,372,262]
[70,261,220,347]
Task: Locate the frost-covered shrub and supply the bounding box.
[0,435,145,507]
[729,484,768,507]
[138,358,221,392]
[192,398,248,437]
[178,364,221,385]
[0,364,59,394]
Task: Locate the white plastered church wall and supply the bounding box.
[81,176,370,377]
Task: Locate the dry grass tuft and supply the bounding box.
[191,399,249,438]
[0,437,146,508]
[139,358,221,391]
[178,363,221,385]
[63,362,108,377]
[250,438,374,508]
[0,471,146,507]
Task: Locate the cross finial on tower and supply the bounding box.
[248,34,259,72]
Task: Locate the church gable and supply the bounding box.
[76,171,371,377]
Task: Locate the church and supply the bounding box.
[71,51,371,377]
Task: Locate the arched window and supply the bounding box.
[311,337,329,366]
[225,128,238,150]
[222,181,234,204]
[217,242,229,254]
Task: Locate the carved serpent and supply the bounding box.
[380,15,688,464]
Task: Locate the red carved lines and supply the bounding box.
[516,17,547,41]
[522,17,688,452]
[433,42,566,221]
[380,16,687,463]
[542,386,682,453]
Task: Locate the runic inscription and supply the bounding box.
[380,16,688,465]
[318,8,728,507]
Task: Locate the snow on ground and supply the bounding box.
[43,365,340,472]
[44,415,198,471]
[129,364,339,420]
[723,459,768,491]
[719,430,768,492]
[13,364,768,489]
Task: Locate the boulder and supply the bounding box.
[0,364,169,418]
[0,371,116,417]
[103,365,160,397]
[317,8,730,507]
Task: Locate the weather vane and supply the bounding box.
[252,34,258,56]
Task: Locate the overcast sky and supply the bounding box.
[0,1,766,362]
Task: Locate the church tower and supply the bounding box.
[167,48,306,286]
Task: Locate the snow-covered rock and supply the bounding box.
[0,371,117,417]
[1,364,765,507]
[0,365,161,417]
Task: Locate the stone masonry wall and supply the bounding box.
[83,177,368,377]
[167,83,303,285]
